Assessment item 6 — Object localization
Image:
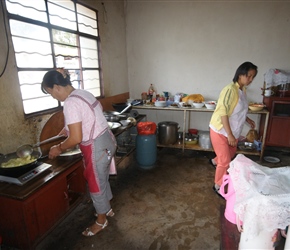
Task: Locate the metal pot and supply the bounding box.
[158,121,179,145]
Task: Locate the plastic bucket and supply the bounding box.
[136,134,157,169]
[219,174,242,225]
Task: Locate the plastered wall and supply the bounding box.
[0,0,128,154]
[1,0,290,154]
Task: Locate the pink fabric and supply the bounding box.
[63,89,108,141]
[109,157,117,175]
[210,128,237,186]
[80,143,100,193]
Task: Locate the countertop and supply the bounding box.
[0,154,82,200]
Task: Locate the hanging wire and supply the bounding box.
[102,2,108,24]
[0,0,9,78]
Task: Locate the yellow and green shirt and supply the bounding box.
[210,82,246,131]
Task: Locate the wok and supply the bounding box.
[0,150,42,175]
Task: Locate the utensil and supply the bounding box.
[16,135,65,158]
[112,102,132,113]
[107,122,122,132]
[237,141,256,150]
[119,103,132,114]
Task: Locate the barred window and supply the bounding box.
[5,0,102,116]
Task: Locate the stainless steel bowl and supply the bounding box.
[238,141,256,150]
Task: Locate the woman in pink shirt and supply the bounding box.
[41,69,117,236]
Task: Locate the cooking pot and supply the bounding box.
[0,150,42,175]
[158,121,179,145]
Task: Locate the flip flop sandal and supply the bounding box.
[82,219,108,237]
[208,159,217,168]
[94,208,115,217]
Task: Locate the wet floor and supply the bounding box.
[3,147,290,250]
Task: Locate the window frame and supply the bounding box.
[5,0,104,118]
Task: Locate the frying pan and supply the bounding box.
[0,150,42,175]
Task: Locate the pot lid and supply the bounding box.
[158,121,179,126]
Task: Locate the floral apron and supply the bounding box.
[69,94,116,193]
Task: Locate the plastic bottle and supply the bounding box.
[148,84,155,96]
[148,84,156,102]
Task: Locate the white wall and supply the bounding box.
[125,0,290,135]
[1,0,290,153]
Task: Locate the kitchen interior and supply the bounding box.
[0,0,290,249]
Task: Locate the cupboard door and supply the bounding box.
[267,117,290,146]
[33,177,69,236]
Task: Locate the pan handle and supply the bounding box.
[119,103,132,114]
[34,135,66,147]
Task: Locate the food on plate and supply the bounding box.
[182,94,204,103]
[1,155,36,168]
[249,102,264,107]
[145,102,154,106]
[170,103,178,107]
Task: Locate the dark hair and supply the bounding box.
[41,70,72,94]
[232,62,258,82]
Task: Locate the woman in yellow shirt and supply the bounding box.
[209,62,257,197]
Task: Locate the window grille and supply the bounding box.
[5,0,102,116]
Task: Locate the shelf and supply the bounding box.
[135,105,269,160]
[157,142,260,156]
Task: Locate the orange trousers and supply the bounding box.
[210,128,238,186]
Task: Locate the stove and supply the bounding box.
[0,162,52,186]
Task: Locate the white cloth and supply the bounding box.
[264,68,290,88]
[228,154,290,241]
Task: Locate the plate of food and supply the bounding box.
[170,103,179,108]
[178,102,192,109]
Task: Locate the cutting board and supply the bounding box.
[40,111,65,156]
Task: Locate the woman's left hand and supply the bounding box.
[246,117,255,129]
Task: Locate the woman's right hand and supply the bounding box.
[227,133,237,147]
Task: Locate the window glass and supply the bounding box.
[10,20,50,41]
[48,2,77,30]
[5,0,102,115]
[6,0,47,22]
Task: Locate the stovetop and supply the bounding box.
[0,162,52,186]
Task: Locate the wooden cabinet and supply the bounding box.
[0,158,86,250]
[260,96,290,147]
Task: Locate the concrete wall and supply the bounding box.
[1,0,290,154]
[0,0,128,154]
[125,0,290,134]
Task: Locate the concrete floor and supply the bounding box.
[4,147,290,250]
